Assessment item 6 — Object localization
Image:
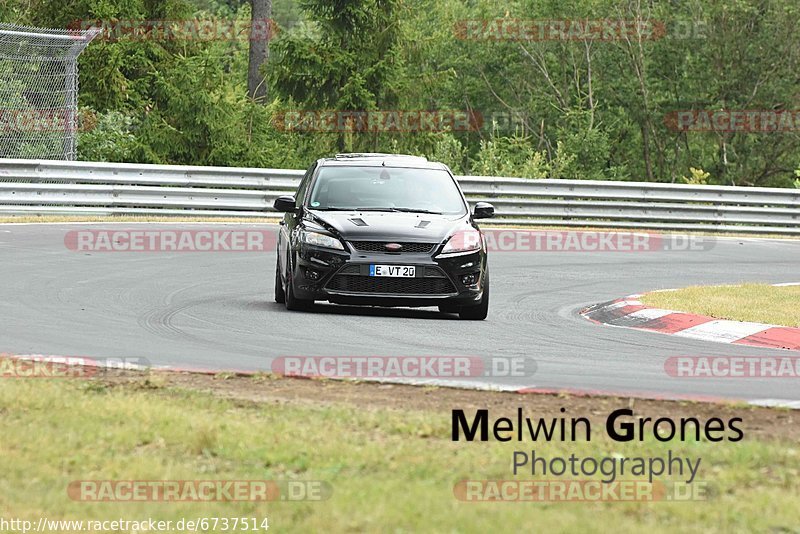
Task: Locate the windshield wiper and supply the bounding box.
[310,206,397,211]
[312,206,444,214]
[350,207,402,212]
[390,207,444,214]
[350,207,445,214]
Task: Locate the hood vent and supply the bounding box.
[348,218,368,227]
[415,220,431,229]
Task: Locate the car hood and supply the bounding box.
[306,210,469,243]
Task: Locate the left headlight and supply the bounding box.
[440,229,482,255]
[301,229,345,251]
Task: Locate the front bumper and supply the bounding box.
[291,244,486,307]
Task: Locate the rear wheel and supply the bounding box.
[459,273,489,320]
[274,258,285,303]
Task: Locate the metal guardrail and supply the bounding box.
[0,158,799,234]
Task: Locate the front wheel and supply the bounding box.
[459,273,489,320]
[274,258,286,303]
[284,268,313,311]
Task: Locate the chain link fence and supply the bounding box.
[0,23,98,160]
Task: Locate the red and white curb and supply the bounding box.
[580,286,800,409]
[581,290,800,353]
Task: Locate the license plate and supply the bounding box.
[369,265,416,277]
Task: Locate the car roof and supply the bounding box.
[318,153,449,170]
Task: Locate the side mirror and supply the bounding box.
[472,201,495,220]
[273,196,298,212]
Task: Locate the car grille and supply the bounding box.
[327,269,457,295]
[350,241,436,254]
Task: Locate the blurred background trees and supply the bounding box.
[3,0,799,187]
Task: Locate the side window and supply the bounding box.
[295,162,316,207]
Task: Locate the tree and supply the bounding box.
[247,0,273,102]
[269,0,406,150]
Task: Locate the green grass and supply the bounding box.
[642,283,800,327]
[0,379,798,533]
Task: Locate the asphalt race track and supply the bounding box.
[2,223,799,404]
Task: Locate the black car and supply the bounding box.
[273,153,494,320]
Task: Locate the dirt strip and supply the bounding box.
[96,369,800,443]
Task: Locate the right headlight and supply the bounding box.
[440,229,482,255]
[301,229,345,251]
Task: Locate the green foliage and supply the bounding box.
[472,136,549,179]
[424,133,466,173]
[5,0,799,187]
[268,0,407,151]
[681,167,711,186]
[77,109,138,161]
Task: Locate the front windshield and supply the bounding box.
[308,166,467,215]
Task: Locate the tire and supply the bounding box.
[274,258,285,304]
[458,273,489,320]
[284,267,312,311]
